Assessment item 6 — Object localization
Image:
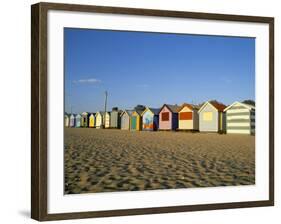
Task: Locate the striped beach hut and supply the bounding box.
[141,107,160,131]
[75,114,81,128]
[69,114,76,127]
[120,110,133,130]
[64,113,70,127]
[158,104,180,131]
[104,112,111,128]
[89,113,96,128]
[198,101,226,132]
[178,103,199,130]
[110,108,122,128]
[224,101,255,134]
[95,111,104,129]
[81,112,91,128]
[130,110,144,131]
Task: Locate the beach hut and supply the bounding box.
[75,114,81,128]
[141,107,160,131]
[81,112,91,128]
[95,111,104,129]
[64,113,70,127]
[224,101,255,134]
[69,114,76,127]
[110,108,122,128]
[158,104,180,131]
[130,110,144,131]
[104,112,111,128]
[198,101,226,132]
[120,110,133,130]
[89,113,96,128]
[178,104,199,131]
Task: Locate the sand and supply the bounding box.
[64,128,255,194]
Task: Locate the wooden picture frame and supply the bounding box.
[31,2,274,221]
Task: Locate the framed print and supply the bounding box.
[31,2,274,221]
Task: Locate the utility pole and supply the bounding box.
[103,91,108,127]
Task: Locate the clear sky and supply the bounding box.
[64,28,255,114]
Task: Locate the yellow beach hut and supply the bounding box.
[178,103,199,131]
[89,113,96,128]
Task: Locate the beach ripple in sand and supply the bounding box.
[64,128,255,194]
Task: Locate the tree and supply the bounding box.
[242,99,255,106]
[134,104,146,111]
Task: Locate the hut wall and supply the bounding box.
[226,105,254,134]
[159,106,172,130]
[69,115,76,127]
[199,104,218,132]
[75,115,81,127]
[89,114,95,128]
[65,116,69,127]
[178,107,193,130]
[142,110,154,131]
[95,114,103,128]
[121,113,130,130]
[193,110,199,130]
[171,113,178,130]
[105,113,110,128]
[131,112,141,131]
[110,111,121,128]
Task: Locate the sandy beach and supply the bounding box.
[64,128,255,194]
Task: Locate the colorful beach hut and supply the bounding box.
[81,112,91,128]
[95,111,104,129]
[224,101,255,134]
[69,114,76,127]
[158,104,180,131]
[120,110,133,130]
[89,113,96,128]
[178,104,199,130]
[64,113,69,127]
[75,114,81,128]
[130,110,144,131]
[104,112,111,128]
[141,107,160,131]
[198,101,226,132]
[110,108,122,128]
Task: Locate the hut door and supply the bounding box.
[131,117,137,130]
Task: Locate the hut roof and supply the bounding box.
[141,107,160,116]
[96,111,105,116]
[160,104,181,113]
[224,101,255,112]
[198,101,226,113]
[120,110,133,117]
[178,103,199,112]
[210,102,226,112]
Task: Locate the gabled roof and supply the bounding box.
[198,101,226,113]
[224,101,255,112]
[132,109,145,116]
[81,112,92,116]
[75,113,81,117]
[160,104,181,113]
[141,107,161,116]
[120,110,133,117]
[178,103,199,112]
[96,111,105,116]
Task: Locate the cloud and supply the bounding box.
[73,78,101,84]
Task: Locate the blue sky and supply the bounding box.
[64,28,255,113]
